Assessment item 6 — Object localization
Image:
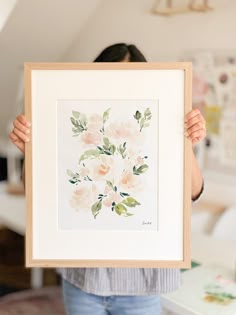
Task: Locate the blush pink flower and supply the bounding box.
[80,114,103,146]
[125,147,140,161]
[86,114,103,133]
[92,155,114,181]
[105,121,142,144]
[119,170,142,191]
[103,191,122,207]
[81,130,102,145]
[88,114,103,126]
[136,156,144,165]
[79,166,90,177]
[70,183,97,211]
[104,184,112,194]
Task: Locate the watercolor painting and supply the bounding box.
[204,275,236,305]
[57,100,158,231]
[171,266,236,314]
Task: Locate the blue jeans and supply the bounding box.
[62,279,161,315]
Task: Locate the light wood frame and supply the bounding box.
[25,62,192,268]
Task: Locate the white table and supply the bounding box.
[0,181,43,289]
[161,233,236,315]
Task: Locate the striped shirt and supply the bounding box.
[58,184,204,296]
[59,268,181,296]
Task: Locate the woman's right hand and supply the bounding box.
[9,115,31,155]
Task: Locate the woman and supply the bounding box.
[10,43,206,315]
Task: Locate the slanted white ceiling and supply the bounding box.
[0,0,17,31]
[0,0,102,140]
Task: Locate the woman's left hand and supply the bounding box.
[185,108,206,145]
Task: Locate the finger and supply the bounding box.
[13,119,30,135]
[185,114,205,129]
[12,126,30,143]
[17,114,31,127]
[185,108,201,122]
[9,132,25,153]
[185,122,206,137]
[192,138,199,145]
[192,134,206,145]
[188,129,206,142]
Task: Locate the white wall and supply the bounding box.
[64,0,236,62]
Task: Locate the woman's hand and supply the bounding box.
[185,109,206,199]
[9,115,31,154]
[185,108,206,145]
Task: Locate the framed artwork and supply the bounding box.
[25,62,192,268]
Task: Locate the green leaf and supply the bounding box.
[139,117,145,131]
[76,125,84,132]
[91,200,102,218]
[103,108,111,124]
[134,110,142,121]
[85,176,92,181]
[79,149,100,163]
[72,127,79,133]
[106,181,119,193]
[136,164,149,174]
[106,180,113,189]
[103,137,110,147]
[66,169,76,177]
[125,212,134,217]
[122,197,140,207]
[72,111,80,119]
[118,143,126,158]
[133,166,140,175]
[114,203,128,215]
[110,144,116,155]
[69,179,76,184]
[120,192,129,197]
[79,113,88,126]
[70,117,78,126]
[144,108,151,119]
[103,150,112,155]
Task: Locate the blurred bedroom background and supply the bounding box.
[0,0,236,314]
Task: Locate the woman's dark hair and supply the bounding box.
[94,43,147,62]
